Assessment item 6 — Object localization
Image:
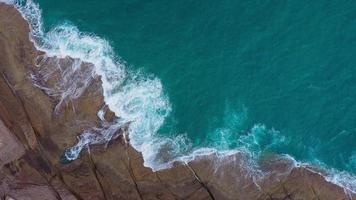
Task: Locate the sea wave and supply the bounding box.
[5,0,178,170]
[2,0,355,193]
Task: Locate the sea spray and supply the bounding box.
[2,0,356,193]
[6,0,179,169]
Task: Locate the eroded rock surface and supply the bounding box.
[0,3,355,200]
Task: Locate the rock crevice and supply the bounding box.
[0,3,355,200]
[185,163,216,200]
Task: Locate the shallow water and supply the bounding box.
[16,0,356,175]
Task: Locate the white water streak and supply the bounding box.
[1,0,355,193]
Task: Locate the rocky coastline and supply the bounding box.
[0,3,355,200]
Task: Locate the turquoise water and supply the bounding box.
[34,0,356,174]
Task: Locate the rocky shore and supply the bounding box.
[0,3,355,200]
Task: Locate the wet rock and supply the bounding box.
[0,3,354,200]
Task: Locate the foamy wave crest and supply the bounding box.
[325,169,356,194]
[307,158,356,194]
[3,0,356,192]
[178,123,287,177]
[238,124,286,158]
[6,0,177,169]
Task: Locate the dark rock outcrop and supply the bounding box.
[0,3,354,200]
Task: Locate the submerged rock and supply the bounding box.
[0,3,354,200]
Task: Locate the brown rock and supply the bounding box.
[0,120,25,167]
[0,3,354,200]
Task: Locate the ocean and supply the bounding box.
[6,0,356,191]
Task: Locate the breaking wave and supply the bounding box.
[2,0,355,193]
[5,0,178,169]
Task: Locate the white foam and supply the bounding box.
[64,121,124,161]
[36,18,175,169]
[4,0,356,194]
[97,107,106,121]
[324,169,356,194]
[306,159,356,194]
[7,0,175,169]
